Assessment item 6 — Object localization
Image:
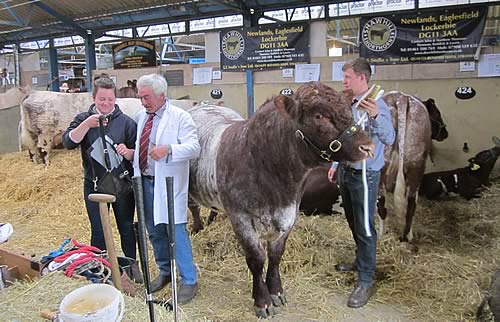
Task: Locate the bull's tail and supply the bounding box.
[393,95,408,234]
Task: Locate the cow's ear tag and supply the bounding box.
[470,163,480,171]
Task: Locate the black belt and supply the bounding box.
[142,175,155,180]
[342,166,378,174]
[344,167,363,174]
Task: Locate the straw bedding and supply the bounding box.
[0,149,499,321]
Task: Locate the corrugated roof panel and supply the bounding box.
[0,1,498,46]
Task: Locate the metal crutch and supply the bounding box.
[132,176,156,322]
[166,176,179,322]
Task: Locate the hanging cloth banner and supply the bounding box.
[220,24,310,71]
[360,6,488,65]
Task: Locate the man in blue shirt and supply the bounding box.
[328,58,395,308]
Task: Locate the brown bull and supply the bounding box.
[188,82,374,317]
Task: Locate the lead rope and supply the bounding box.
[356,110,372,237]
[354,86,385,238]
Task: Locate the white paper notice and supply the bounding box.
[295,64,320,83]
[459,61,475,72]
[282,68,294,78]
[478,54,500,78]
[212,70,222,80]
[332,61,346,81]
[193,67,213,85]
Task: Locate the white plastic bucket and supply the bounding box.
[59,284,124,322]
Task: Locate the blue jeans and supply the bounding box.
[142,176,197,285]
[83,181,137,259]
[337,166,380,286]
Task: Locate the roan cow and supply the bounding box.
[378,91,448,242]
[421,139,500,200]
[188,82,374,317]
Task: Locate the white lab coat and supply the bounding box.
[133,101,200,225]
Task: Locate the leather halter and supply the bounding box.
[295,122,362,162]
[429,115,446,139]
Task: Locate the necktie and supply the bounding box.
[139,113,155,173]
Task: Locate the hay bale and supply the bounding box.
[1,149,500,321]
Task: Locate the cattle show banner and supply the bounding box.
[220,24,309,71]
[360,6,487,64]
[112,40,156,69]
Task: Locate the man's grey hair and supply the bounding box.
[137,74,168,96]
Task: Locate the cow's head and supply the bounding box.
[468,145,500,184]
[286,82,374,164]
[493,136,500,147]
[423,98,448,141]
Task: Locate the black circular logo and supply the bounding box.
[362,17,397,52]
[221,30,245,60]
[280,88,294,96]
[455,86,476,100]
[210,89,223,99]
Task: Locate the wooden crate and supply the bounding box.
[0,247,42,284]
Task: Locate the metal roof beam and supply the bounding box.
[33,2,87,36]
[0,0,37,27]
[1,1,25,26]
[0,19,24,26]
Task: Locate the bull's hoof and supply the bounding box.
[255,304,275,319]
[270,293,287,307]
[190,224,204,235]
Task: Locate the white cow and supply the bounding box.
[0,87,28,110]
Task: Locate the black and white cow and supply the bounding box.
[421,141,500,200]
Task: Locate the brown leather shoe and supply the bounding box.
[178,282,198,304]
[130,262,144,284]
[347,283,376,308]
[150,273,171,293]
[335,262,357,272]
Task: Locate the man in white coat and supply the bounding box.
[134,73,201,304]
